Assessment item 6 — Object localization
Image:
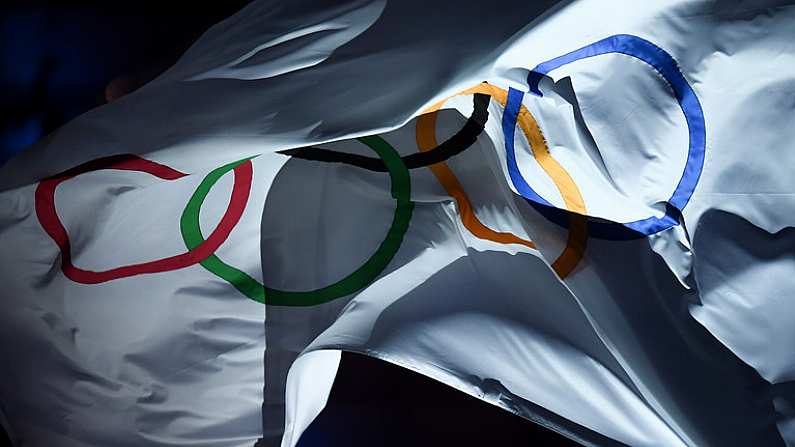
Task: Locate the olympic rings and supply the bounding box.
[511,34,706,240]
[37,34,701,297]
[181,135,414,306]
[35,154,251,283]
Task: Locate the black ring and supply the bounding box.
[278,93,490,171]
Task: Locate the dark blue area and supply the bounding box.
[299,353,578,447]
[0,4,249,165]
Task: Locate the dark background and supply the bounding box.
[0,3,578,446]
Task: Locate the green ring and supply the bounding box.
[180,135,414,306]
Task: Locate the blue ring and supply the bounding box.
[504,34,705,239]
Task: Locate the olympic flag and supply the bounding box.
[2,0,795,446]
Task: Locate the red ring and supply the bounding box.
[35,154,251,284]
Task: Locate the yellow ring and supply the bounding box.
[417,83,587,278]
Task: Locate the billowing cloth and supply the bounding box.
[1,1,795,446]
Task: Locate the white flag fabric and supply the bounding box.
[2,1,795,446]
